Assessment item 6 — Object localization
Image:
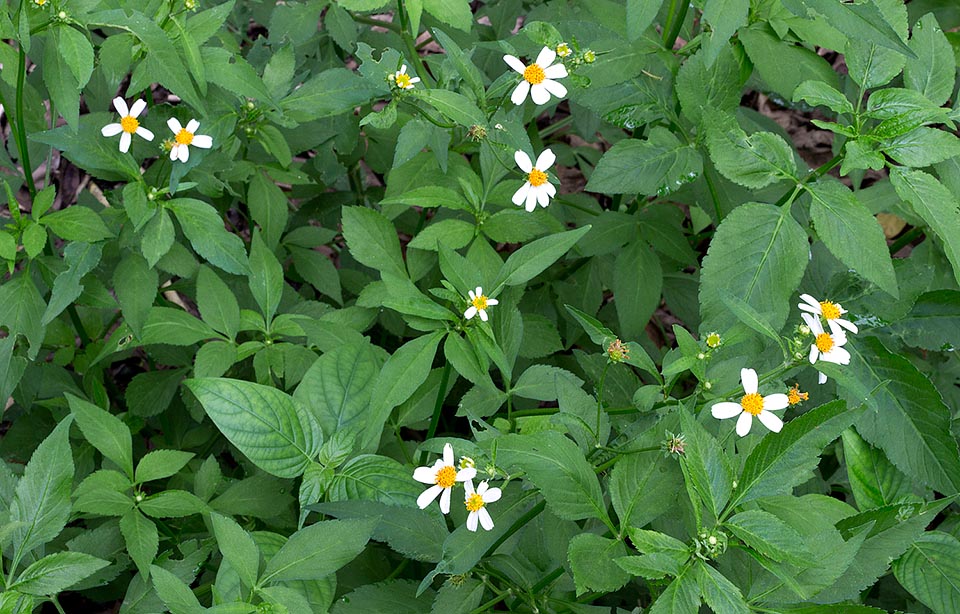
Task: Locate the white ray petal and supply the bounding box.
[763,394,789,411]
[167,117,183,133]
[535,47,557,68]
[464,306,478,319]
[478,508,494,530]
[192,135,213,149]
[541,79,567,99]
[740,368,758,394]
[515,150,533,173]
[112,97,129,117]
[513,183,531,206]
[136,127,155,141]
[544,63,568,79]
[439,487,451,514]
[101,123,123,137]
[711,402,743,419]
[467,511,479,531]
[530,83,551,105]
[511,81,530,105]
[129,99,147,118]
[535,148,556,170]
[502,55,527,74]
[736,412,753,437]
[186,119,200,133]
[758,410,784,433]
[119,132,132,153]
[417,485,442,509]
[413,466,436,484]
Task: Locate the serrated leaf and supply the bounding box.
[135,450,194,484]
[568,534,630,595]
[121,509,159,578]
[114,253,157,338]
[261,518,375,583]
[248,232,283,322]
[726,510,813,564]
[66,393,134,479]
[695,562,750,614]
[894,531,960,614]
[611,451,682,530]
[294,341,380,439]
[280,68,380,122]
[12,552,109,596]
[841,428,912,511]
[679,409,733,518]
[210,513,260,589]
[149,564,203,614]
[903,13,955,107]
[887,290,960,351]
[703,111,797,188]
[493,226,590,289]
[586,127,702,196]
[167,199,249,275]
[648,567,700,614]
[341,206,407,279]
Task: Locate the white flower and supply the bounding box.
[711,368,790,437]
[167,118,213,163]
[413,443,476,514]
[464,286,498,322]
[100,98,155,153]
[512,149,557,212]
[464,480,501,532]
[388,64,420,90]
[503,47,568,105]
[801,312,850,384]
[798,294,858,335]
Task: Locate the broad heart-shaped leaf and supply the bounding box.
[679,408,733,520]
[702,110,798,188]
[568,534,631,595]
[167,199,250,275]
[729,400,860,509]
[497,431,610,525]
[294,341,380,439]
[341,206,407,279]
[260,518,376,583]
[11,552,109,596]
[210,513,261,589]
[9,417,74,563]
[888,290,960,351]
[185,378,323,478]
[893,531,960,614]
[903,14,955,107]
[889,168,960,289]
[841,428,912,511]
[806,179,899,298]
[66,393,134,480]
[492,225,590,290]
[586,127,702,196]
[699,202,808,335]
[362,331,443,450]
[827,337,960,495]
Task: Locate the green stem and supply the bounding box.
[350,13,401,33]
[662,0,690,50]
[553,196,600,216]
[596,362,609,440]
[50,597,67,614]
[538,116,574,139]
[384,558,409,580]
[395,1,430,84]
[419,362,451,464]
[16,46,37,197]
[888,226,923,254]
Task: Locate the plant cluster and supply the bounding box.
[1,0,960,613]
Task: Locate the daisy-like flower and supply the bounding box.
[388,64,421,90]
[464,286,498,322]
[801,312,850,384]
[787,383,809,405]
[556,42,572,58]
[167,118,213,163]
[512,149,557,212]
[413,443,476,514]
[503,47,568,105]
[101,98,155,153]
[798,294,858,335]
[711,368,790,437]
[464,480,501,532]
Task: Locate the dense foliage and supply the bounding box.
[1,0,960,612]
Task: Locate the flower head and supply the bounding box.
[101,98,155,153]
[464,286,498,322]
[583,50,596,63]
[705,332,722,349]
[503,47,568,105]
[167,118,213,163]
[711,368,790,436]
[801,312,850,367]
[512,149,557,212]
[413,443,476,514]
[388,64,420,90]
[556,42,572,58]
[787,383,809,406]
[607,338,629,363]
[464,480,501,532]
[798,294,858,335]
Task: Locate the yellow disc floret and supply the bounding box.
[740,392,764,416]
[465,493,485,512]
[787,383,809,406]
[120,115,139,134]
[435,465,457,488]
[523,64,546,85]
[819,301,841,320]
[175,129,194,145]
[471,294,489,311]
[528,168,548,187]
[395,73,412,89]
[815,333,834,353]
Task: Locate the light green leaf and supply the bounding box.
[726,509,813,564]
[141,208,175,267]
[248,232,283,322]
[196,266,241,341]
[587,127,702,196]
[185,378,323,478]
[703,110,798,188]
[138,490,208,518]
[280,68,380,122]
[676,46,741,125]
[247,172,289,250]
[135,450,194,484]
[793,80,854,115]
[0,274,46,359]
[210,512,261,588]
[903,13,955,107]
[261,518,376,583]
[679,408,733,518]
[648,567,701,614]
[121,509,159,578]
[493,226,590,289]
[893,531,960,614]
[11,552,109,596]
[695,562,749,614]
[168,199,249,275]
[701,0,749,67]
[41,242,103,325]
[739,24,839,100]
[408,219,476,251]
[610,451,681,531]
[66,393,133,479]
[149,564,204,614]
[798,0,914,57]
[41,207,113,243]
[841,428,912,510]
[329,454,421,507]
[341,206,407,279]
[880,127,960,167]
[141,307,218,346]
[409,89,484,127]
[113,253,157,338]
[421,0,472,32]
[294,341,380,439]
[568,534,631,595]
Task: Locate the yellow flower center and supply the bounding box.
[34,0,47,5]
[820,301,841,320]
[471,295,489,311]
[706,332,721,348]
[740,392,764,416]
[556,43,571,57]
[395,73,412,89]
[815,333,834,353]
[435,465,457,489]
[465,493,485,513]
[523,64,546,85]
[120,115,139,134]
[528,168,548,187]
[787,384,809,406]
[175,129,194,145]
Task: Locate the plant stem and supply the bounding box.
[596,362,609,440]
[419,362,451,464]
[888,226,923,255]
[16,46,37,197]
[662,0,690,50]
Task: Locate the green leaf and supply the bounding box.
[210,512,261,588]
[587,127,702,197]
[381,274,457,321]
[138,490,208,518]
[167,199,249,275]
[32,115,142,183]
[676,46,742,125]
[703,110,797,188]
[121,509,159,578]
[792,80,854,115]
[695,562,750,614]
[699,202,808,335]
[718,289,787,352]
[421,0,472,31]
[888,290,960,351]
[444,333,489,385]
[379,186,471,211]
[125,368,188,417]
[0,274,47,359]
[616,553,685,580]
[329,454,421,507]
[280,68,380,122]
[41,207,113,243]
[903,13,955,107]
[726,510,812,564]
[66,393,134,479]
[73,469,133,516]
[149,564,204,614]
[679,409,734,519]
[196,266,241,340]
[894,531,960,614]
[648,567,701,614]
[9,417,74,561]
[248,232,283,322]
[201,47,274,104]
[880,127,960,167]
[247,172,289,250]
[11,552,109,596]
[141,307,218,346]
[626,0,661,40]
[41,242,103,325]
[408,219,476,251]
[341,206,407,279]
[797,0,915,57]
[889,168,960,288]
[113,253,157,338]
[493,226,590,289]
[498,431,611,525]
[700,0,749,67]
[409,89,484,127]
[730,400,861,508]
[564,304,617,347]
[568,534,631,595]
[135,450,194,484]
[806,179,898,297]
[294,341,380,439]
[333,579,433,613]
[739,24,839,101]
[42,26,86,129]
[261,518,376,583]
[841,428,912,510]
[610,451,681,530]
[363,332,443,449]
[141,208,176,267]
[185,378,323,478]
